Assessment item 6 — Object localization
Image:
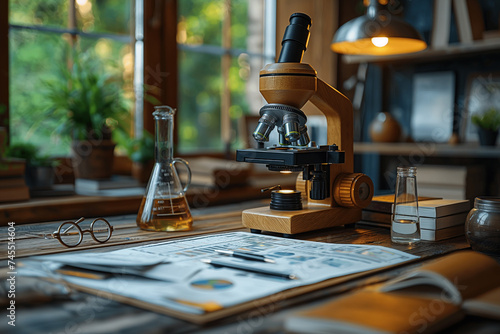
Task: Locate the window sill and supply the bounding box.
[0,174,297,225]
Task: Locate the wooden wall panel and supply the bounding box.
[143,0,178,141]
[276,0,339,116]
[0,1,9,140]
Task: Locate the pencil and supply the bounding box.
[201,259,298,280]
[214,249,276,263]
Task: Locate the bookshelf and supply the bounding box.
[354,142,500,158]
[343,38,500,65]
[354,142,500,200]
[342,0,500,198]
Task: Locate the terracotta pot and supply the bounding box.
[131,160,154,184]
[369,112,402,143]
[71,139,116,180]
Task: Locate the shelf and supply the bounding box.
[354,142,500,158]
[343,38,500,64]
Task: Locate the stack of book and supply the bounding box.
[361,195,471,241]
[417,164,485,202]
[75,175,144,196]
[181,157,251,189]
[398,199,471,241]
[0,158,30,203]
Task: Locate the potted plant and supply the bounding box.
[5,142,58,190]
[471,108,500,146]
[115,129,155,184]
[44,50,130,179]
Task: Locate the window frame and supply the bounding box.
[0,1,9,141]
[3,0,135,152]
[140,0,178,145]
[173,0,276,155]
[0,0,287,157]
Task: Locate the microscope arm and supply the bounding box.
[309,78,354,173]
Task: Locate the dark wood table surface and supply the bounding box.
[1,201,499,334]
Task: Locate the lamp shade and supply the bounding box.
[331,3,426,56]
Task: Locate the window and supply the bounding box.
[5,0,276,157]
[176,0,275,154]
[8,0,134,155]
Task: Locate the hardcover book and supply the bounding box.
[362,211,468,230]
[396,199,470,218]
[285,251,500,333]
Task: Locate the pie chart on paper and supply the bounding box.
[190,279,233,290]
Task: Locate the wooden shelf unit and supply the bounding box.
[342,38,500,64]
[354,142,500,158]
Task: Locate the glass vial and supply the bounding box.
[391,166,420,245]
[136,106,193,232]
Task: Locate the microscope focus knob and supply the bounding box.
[333,173,374,208]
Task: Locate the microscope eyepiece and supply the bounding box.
[278,13,312,63]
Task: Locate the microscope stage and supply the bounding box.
[236,146,344,167]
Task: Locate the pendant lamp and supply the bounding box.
[331,0,426,56]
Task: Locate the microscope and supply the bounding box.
[236,13,374,236]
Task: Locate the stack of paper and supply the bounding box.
[20,232,419,324]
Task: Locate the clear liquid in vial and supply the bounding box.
[391,218,420,244]
[137,196,193,232]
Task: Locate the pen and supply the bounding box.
[201,259,298,280]
[214,249,276,263]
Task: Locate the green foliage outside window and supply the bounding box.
[9,0,132,156]
[43,49,131,141]
[9,0,262,156]
[177,0,256,153]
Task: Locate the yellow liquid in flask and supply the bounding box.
[137,196,193,232]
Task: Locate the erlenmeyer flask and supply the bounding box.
[136,106,193,231]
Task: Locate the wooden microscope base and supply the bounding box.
[242,205,362,235]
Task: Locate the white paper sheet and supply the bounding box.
[24,232,419,315]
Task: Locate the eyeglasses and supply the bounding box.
[47,217,114,248]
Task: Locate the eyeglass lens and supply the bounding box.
[58,222,83,247]
[91,219,112,243]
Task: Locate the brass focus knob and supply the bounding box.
[333,173,374,208]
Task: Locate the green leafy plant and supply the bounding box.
[5,142,58,167]
[43,50,130,141]
[114,130,155,164]
[471,108,500,132]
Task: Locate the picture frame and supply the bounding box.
[411,71,455,143]
[462,72,500,143]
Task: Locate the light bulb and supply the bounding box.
[371,37,389,47]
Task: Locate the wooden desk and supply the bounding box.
[1,202,498,333]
